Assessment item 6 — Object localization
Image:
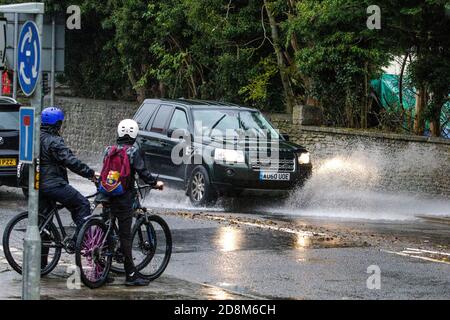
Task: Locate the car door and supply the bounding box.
[134,102,159,173]
[140,104,174,178]
[164,107,191,181]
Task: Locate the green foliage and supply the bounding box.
[239,56,278,106]
[63,0,132,100]
[381,0,450,134]
[290,0,390,126]
[19,0,447,134]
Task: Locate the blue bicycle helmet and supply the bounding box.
[42,107,64,125]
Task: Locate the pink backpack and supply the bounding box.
[99,145,131,196]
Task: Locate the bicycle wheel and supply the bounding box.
[110,215,155,275]
[75,218,112,289]
[2,212,62,276]
[132,215,172,281]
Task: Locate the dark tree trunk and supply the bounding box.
[264,0,296,114]
[361,62,369,129]
[414,86,427,136]
[429,119,441,137]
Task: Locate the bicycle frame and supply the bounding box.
[38,192,99,249]
[38,182,155,253]
[39,206,68,248]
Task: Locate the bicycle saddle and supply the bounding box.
[95,193,111,204]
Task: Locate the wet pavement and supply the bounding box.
[0,179,449,300]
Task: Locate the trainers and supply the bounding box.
[125,272,150,286]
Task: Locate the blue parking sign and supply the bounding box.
[19,107,35,164]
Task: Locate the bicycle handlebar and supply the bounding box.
[138,184,153,189]
[86,175,161,200]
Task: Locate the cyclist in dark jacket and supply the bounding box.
[101,119,163,286]
[39,107,96,243]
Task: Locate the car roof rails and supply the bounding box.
[0,96,20,105]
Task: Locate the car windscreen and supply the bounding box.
[193,109,280,139]
[0,107,19,131]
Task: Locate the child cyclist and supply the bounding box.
[98,119,164,286]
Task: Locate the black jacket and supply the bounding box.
[104,136,157,190]
[40,126,95,190]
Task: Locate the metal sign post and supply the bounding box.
[22,13,43,301]
[0,2,45,301]
[13,13,17,99]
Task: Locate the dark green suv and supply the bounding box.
[133,99,312,206]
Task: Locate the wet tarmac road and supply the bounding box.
[0,181,449,300]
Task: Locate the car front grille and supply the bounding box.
[250,157,296,172]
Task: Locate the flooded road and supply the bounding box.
[0,172,449,299]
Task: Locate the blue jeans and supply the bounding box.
[40,184,91,227]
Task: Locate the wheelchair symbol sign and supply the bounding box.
[18,21,41,96]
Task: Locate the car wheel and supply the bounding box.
[188,166,217,207]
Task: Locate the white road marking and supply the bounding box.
[382,249,450,265]
[205,215,326,237]
[405,247,450,257]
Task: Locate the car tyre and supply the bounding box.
[188,166,217,207]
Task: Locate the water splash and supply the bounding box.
[283,145,450,220]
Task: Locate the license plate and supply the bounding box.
[259,172,290,181]
[0,158,17,167]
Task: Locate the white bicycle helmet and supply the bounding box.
[117,119,139,139]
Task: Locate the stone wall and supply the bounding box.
[54,96,450,197]
[54,96,140,160]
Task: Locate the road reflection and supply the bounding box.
[295,234,312,249]
[201,285,237,300]
[216,227,242,252]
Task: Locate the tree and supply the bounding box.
[42,0,449,136]
[381,0,450,137]
[289,0,390,127]
[263,0,296,113]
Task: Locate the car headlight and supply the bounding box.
[214,148,245,163]
[298,152,310,165]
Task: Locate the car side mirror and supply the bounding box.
[282,134,290,141]
[168,128,191,141]
[167,128,175,138]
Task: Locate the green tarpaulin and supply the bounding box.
[371,74,450,138]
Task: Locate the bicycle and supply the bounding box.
[2,192,97,276]
[75,183,172,289]
[2,183,152,276]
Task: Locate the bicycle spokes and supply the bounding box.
[80,225,107,282]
